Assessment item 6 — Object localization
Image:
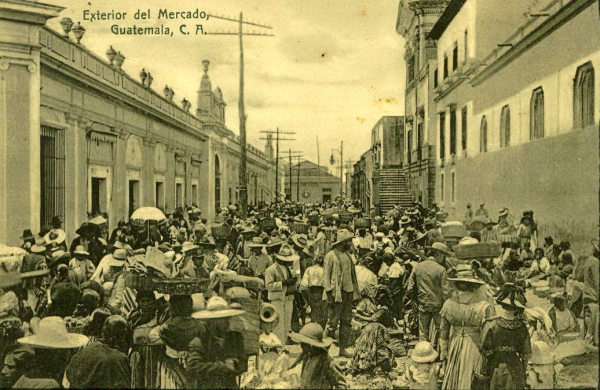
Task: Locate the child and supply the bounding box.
[548,293,579,340]
[289,323,346,389]
[527,341,556,389]
[403,340,440,389]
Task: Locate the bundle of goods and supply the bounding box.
[453,241,502,260]
[354,218,372,229]
[436,212,449,222]
[289,222,309,234]
[211,224,232,239]
[260,218,277,231]
[0,244,26,273]
[338,211,354,223]
[466,216,490,232]
[441,221,467,238]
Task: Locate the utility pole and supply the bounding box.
[287,150,302,202]
[296,156,301,202]
[260,129,295,204]
[207,14,274,219]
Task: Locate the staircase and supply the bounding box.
[378,168,413,214]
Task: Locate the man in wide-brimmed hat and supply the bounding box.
[15,316,89,388]
[19,229,35,251]
[288,322,345,389]
[322,229,360,357]
[265,244,300,346]
[247,237,272,279]
[69,246,96,281]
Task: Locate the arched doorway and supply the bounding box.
[215,155,221,213]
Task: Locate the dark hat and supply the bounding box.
[19,229,35,240]
[51,216,62,228]
[495,283,527,309]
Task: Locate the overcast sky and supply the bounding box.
[45,0,406,173]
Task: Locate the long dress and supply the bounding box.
[440,293,495,390]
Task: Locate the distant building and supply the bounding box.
[351,148,374,211]
[396,0,448,207]
[430,0,599,248]
[284,160,341,204]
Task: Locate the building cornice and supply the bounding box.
[470,0,595,87]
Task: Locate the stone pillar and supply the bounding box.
[115,129,129,223]
[142,137,156,207]
[0,0,63,245]
[165,145,176,215]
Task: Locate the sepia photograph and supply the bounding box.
[0,0,597,388]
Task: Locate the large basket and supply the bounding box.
[152,278,210,295]
[453,241,502,260]
[260,218,277,230]
[211,224,232,239]
[354,218,372,229]
[338,212,354,223]
[124,273,155,291]
[441,223,467,238]
[290,222,310,234]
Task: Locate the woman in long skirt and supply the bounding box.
[440,265,495,390]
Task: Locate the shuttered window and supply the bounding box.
[40,126,65,228]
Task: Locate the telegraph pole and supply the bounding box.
[260,129,295,204]
[287,150,302,202]
[296,156,301,202]
[207,13,274,219]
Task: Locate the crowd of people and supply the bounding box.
[0,198,597,389]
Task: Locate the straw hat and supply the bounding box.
[73,246,89,257]
[18,316,88,349]
[30,238,46,254]
[248,237,265,249]
[530,341,554,364]
[399,216,411,225]
[302,242,316,257]
[447,264,486,285]
[89,215,107,225]
[291,234,308,249]
[410,341,438,363]
[427,242,452,256]
[181,242,200,253]
[49,250,71,268]
[274,244,299,263]
[112,249,127,260]
[191,296,245,320]
[332,229,354,247]
[289,322,332,348]
[43,229,66,245]
[499,208,509,217]
[197,237,217,249]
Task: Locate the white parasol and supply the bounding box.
[130,207,167,221]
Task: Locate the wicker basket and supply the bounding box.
[152,278,210,295]
[338,212,354,223]
[354,218,372,229]
[124,273,154,291]
[260,218,277,230]
[453,241,502,260]
[441,224,467,238]
[290,222,310,234]
[211,224,232,239]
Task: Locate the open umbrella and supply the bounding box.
[131,207,166,221]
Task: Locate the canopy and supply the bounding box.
[131,207,167,221]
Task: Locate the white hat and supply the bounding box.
[192,296,245,319]
[18,316,88,349]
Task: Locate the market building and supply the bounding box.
[0,0,283,246]
[284,160,341,204]
[430,0,599,248]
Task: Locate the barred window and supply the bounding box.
[40,126,65,227]
[480,116,488,153]
[461,106,468,151]
[439,112,446,159]
[530,87,544,140]
[573,62,594,128]
[500,105,511,148]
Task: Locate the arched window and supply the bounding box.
[500,105,511,148]
[530,87,544,140]
[573,62,595,128]
[214,155,221,212]
[480,116,488,153]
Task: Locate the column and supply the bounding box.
[142,137,156,207]
[0,0,63,245]
[115,129,128,222]
[165,145,176,215]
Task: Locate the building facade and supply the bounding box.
[284,160,341,204]
[351,148,374,211]
[396,0,448,207]
[430,0,599,249]
[0,0,282,245]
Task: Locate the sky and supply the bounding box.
[44,0,406,172]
